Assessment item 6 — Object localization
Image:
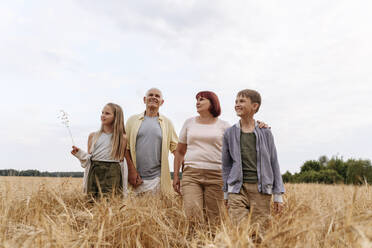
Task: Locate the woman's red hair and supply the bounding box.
[195,91,221,117]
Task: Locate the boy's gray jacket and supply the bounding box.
[222,122,285,198]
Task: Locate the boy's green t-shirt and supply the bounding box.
[240,131,258,183]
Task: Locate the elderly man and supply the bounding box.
[125,88,178,194]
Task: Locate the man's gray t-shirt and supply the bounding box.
[135,116,162,180]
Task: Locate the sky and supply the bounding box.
[1,0,371,173]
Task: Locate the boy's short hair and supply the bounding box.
[237,89,261,113]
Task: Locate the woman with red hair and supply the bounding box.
[173,91,230,223]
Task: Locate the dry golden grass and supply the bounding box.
[0,176,371,247]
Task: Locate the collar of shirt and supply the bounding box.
[138,111,164,122]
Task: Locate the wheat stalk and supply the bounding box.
[58,110,75,146]
[1,178,372,247]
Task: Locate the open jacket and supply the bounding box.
[125,112,178,195]
[72,133,128,196]
[222,121,285,202]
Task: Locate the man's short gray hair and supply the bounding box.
[145,88,163,98]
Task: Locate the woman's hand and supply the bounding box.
[173,143,187,195]
[71,146,79,155]
[257,120,269,129]
[173,174,181,195]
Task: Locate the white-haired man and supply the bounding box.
[125,88,178,194]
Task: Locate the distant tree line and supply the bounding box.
[2,156,371,185]
[0,169,83,178]
[282,156,372,185]
[0,169,182,179]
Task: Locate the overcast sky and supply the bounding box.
[1,0,371,173]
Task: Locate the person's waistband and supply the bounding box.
[91,160,120,165]
[183,166,222,173]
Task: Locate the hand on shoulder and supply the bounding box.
[257,120,270,129]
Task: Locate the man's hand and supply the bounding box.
[274,202,283,214]
[173,174,181,195]
[135,173,143,186]
[128,168,142,187]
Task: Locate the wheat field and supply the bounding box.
[0,176,371,248]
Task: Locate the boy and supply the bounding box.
[222,89,285,226]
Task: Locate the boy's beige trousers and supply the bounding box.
[228,183,271,226]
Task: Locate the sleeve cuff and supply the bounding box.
[273,194,283,203]
[73,149,90,168]
[224,192,228,200]
[74,149,88,160]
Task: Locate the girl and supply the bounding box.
[71,103,128,197]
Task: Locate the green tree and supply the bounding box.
[298,170,321,183]
[282,171,293,183]
[19,170,41,177]
[346,159,372,184]
[318,155,329,167]
[300,160,322,173]
[327,157,347,183]
[318,169,343,184]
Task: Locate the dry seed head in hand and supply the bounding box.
[59,110,75,146]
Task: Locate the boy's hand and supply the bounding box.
[71,146,79,155]
[257,120,270,129]
[274,202,283,214]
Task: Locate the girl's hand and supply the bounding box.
[128,168,143,187]
[135,174,143,186]
[128,170,137,186]
[173,174,181,195]
[71,146,79,155]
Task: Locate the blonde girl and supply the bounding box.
[71,103,128,197]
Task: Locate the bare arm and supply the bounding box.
[173,143,187,194]
[87,132,94,154]
[122,133,128,159]
[125,150,136,174]
[125,149,143,187]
